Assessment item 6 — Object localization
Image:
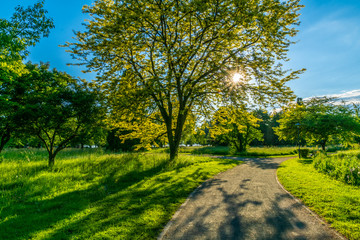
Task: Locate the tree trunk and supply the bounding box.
[237,133,245,152]
[321,140,326,151]
[168,113,187,161]
[48,153,55,167]
[169,143,179,161]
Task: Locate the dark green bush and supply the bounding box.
[298,149,310,158]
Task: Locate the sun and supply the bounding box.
[232,73,242,83]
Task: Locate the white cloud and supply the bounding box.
[303,89,360,105]
[328,89,360,99]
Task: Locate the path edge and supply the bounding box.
[275,158,347,240]
[157,162,241,240]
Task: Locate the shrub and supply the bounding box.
[298,149,310,158]
[313,151,360,185]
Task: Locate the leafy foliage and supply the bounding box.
[67,0,304,160]
[0,1,54,77]
[275,97,360,150]
[0,1,54,152]
[313,151,360,185]
[19,63,103,166]
[210,106,263,152]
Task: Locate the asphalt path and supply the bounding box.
[158,157,345,240]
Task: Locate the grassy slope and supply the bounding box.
[0,149,240,240]
[277,158,360,240]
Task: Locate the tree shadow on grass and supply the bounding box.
[0,156,231,239]
[0,158,170,240]
[44,167,226,239]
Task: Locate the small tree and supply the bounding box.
[275,97,360,151]
[21,63,101,166]
[211,106,263,152]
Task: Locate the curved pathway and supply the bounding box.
[159,157,344,240]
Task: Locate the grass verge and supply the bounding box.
[277,157,360,240]
[0,149,240,239]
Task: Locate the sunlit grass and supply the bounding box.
[0,149,240,239]
[278,157,360,240]
[152,145,299,157]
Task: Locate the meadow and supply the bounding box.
[0,148,240,239]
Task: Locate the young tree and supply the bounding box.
[0,1,54,152]
[275,98,360,151]
[67,0,304,160]
[20,63,102,166]
[211,106,262,152]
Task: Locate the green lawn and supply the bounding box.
[277,157,360,240]
[0,149,240,239]
[152,145,298,157]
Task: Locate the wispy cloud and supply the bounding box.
[328,89,360,99]
[304,89,360,105]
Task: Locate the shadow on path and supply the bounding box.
[160,157,341,240]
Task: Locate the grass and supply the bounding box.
[277,157,360,240]
[0,148,240,239]
[151,145,298,157]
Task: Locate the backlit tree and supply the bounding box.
[67,0,304,160]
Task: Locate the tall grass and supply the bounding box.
[0,148,239,239]
[0,148,105,163]
[313,150,360,185]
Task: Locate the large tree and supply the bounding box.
[0,1,54,152]
[68,0,304,160]
[274,98,360,151]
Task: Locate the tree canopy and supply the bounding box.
[210,106,262,152]
[68,0,304,160]
[274,98,360,151]
[19,63,102,166]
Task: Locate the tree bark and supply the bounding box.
[168,112,187,161]
[320,140,326,151]
[169,142,179,161]
[48,153,55,167]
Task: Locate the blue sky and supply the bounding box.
[1,0,360,101]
